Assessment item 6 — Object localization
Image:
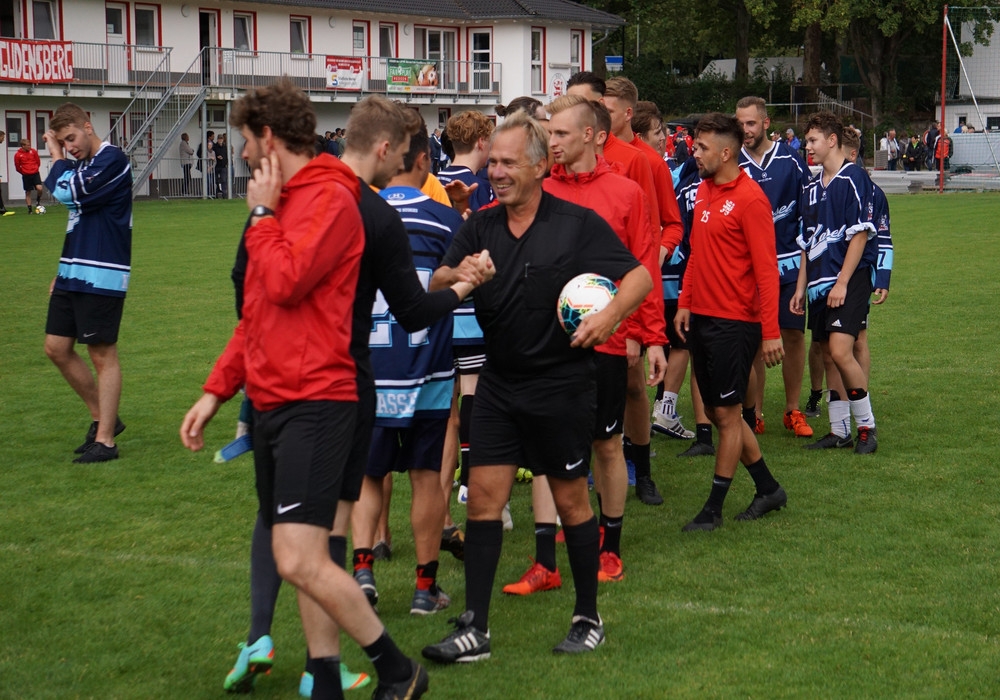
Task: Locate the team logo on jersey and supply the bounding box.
[721,200,735,216]
[877,215,889,232]
[773,201,797,223]
[387,192,406,200]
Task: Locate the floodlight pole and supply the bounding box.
[940,4,948,193]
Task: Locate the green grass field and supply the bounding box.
[2,194,999,699]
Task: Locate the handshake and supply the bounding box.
[453,249,495,286]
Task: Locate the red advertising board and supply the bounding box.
[0,39,74,83]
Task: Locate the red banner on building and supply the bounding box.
[0,39,74,83]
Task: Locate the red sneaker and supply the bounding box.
[783,409,814,438]
[502,559,562,595]
[597,551,624,582]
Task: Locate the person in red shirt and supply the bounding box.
[675,113,787,532]
[180,78,427,700]
[14,139,44,213]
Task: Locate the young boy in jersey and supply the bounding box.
[793,111,879,454]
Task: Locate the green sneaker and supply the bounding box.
[223,634,274,693]
[298,664,371,696]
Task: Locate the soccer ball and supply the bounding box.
[556,273,618,335]
[34,205,46,214]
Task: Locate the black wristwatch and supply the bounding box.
[251,205,275,218]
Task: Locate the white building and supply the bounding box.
[1,0,623,200]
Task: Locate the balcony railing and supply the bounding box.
[0,40,172,92]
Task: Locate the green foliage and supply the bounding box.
[3,195,1000,698]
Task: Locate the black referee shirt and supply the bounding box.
[442,191,640,380]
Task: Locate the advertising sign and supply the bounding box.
[387,58,438,93]
[0,39,73,83]
[326,56,363,91]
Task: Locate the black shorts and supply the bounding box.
[45,289,125,344]
[809,267,872,342]
[779,282,806,332]
[252,400,357,529]
[688,315,761,408]
[22,172,42,190]
[470,368,594,480]
[454,345,486,375]
[341,382,375,502]
[365,418,448,478]
[664,302,688,351]
[594,353,627,440]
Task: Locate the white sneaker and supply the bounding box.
[458,485,469,505]
[502,502,514,531]
[651,413,695,439]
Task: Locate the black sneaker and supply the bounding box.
[681,512,722,532]
[72,441,119,463]
[440,526,465,561]
[677,441,715,458]
[804,390,823,418]
[734,486,787,521]
[803,433,853,450]
[371,658,429,700]
[635,476,663,506]
[75,417,126,454]
[372,540,392,561]
[854,426,878,454]
[422,610,491,664]
[553,615,605,654]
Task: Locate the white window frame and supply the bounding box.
[35,110,51,153]
[570,29,583,74]
[470,28,492,92]
[378,22,396,58]
[31,0,58,40]
[290,15,310,55]
[352,20,368,57]
[233,11,255,52]
[1,0,22,38]
[530,27,545,94]
[135,4,160,48]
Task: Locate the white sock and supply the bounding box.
[850,395,876,429]
[660,391,678,417]
[829,400,851,438]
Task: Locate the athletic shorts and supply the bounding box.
[688,314,761,408]
[779,282,806,332]
[45,289,125,344]
[252,400,357,529]
[454,345,486,375]
[809,267,872,342]
[340,382,375,502]
[21,172,42,190]
[664,302,688,351]
[365,419,447,478]
[470,368,595,480]
[594,353,627,440]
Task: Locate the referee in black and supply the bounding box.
[422,112,652,662]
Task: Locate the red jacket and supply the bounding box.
[203,154,365,411]
[603,133,659,238]
[544,157,667,353]
[14,147,40,175]
[679,170,780,340]
[629,135,684,254]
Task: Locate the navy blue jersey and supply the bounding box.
[46,142,133,297]
[437,165,493,211]
[373,186,463,425]
[739,141,811,285]
[870,183,892,290]
[662,157,700,301]
[797,161,877,303]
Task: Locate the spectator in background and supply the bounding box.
[925,122,940,170]
[879,129,900,171]
[197,131,216,197]
[430,128,443,174]
[936,133,952,171]
[0,130,12,216]
[785,128,801,153]
[904,134,925,171]
[15,138,44,213]
[179,133,195,194]
[214,133,229,197]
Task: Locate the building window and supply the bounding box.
[570,30,583,73]
[290,16,310,54]
[233,12,254,51]
[353,21,367,56]
[414,27,456,89]
[135,5,160,47]
[32,0,57,39]
[378,23,395,58]
[35,111,51,152]
[0,0,20,38]
[530,28,545,94]
[471,29,491,91]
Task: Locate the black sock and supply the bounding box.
[416,561,439,592]
[329,535,347,569]
[742,406,756,431]
[622,436,634,465]
[353,548,374,573]
[654,381,665,402]
[704,475,733,516]
[631,441,651,479]
[828,390,841,402]
[248,512,281,643]
[809,388,823,401]
[744,457,780,495]
[847,387,867,401]
[696,423,713,445]
[534,523,558,572]
[308,655,345,700]
[362,632,411,684]
[464,519,503,632]
[459,395,474,488]
[563,517,600,622]
[599,513,623,556]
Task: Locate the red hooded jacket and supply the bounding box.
[203,154,365,410]
[15,147,40,175]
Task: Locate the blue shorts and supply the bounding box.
[365,419,448,478]
[779,282,806,332]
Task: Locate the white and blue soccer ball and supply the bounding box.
[557,273,618,335]
[34,205,46,214]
